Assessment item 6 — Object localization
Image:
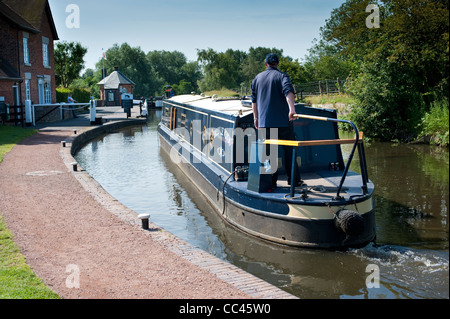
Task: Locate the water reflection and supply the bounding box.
[75,110,448,299]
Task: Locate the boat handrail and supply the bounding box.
[264,114,369,200]
[264,132,364,147]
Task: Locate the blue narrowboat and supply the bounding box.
[157,94,376,249]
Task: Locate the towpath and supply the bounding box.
[0,106,296,299]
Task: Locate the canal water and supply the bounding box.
[75,110,449,299]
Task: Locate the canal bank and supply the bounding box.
[0,107,296,299]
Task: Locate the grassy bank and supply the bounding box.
[0,126,36,163]
[302,94,357,107]
[0,125,59,299]
[302,94,356,118]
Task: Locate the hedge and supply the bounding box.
[56,87,91,103]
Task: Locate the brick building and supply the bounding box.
[0,0,59,119]
[98,67,135,106]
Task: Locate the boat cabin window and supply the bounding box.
[181,113,187,128]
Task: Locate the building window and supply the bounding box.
[25,79,31,101]
[108,91,114,102]
[44,81,51,104]
[24,37,30,65]
[42,37,50,68]
[12,85,19,106]
[43,43,49,67]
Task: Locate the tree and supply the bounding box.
[302,38,356,82]
[278,57,308,85]
[172,79,195,95]
[147,50,201,93]
[180,61,202,92]
[320,0,449,141]
[54,41,87,88]
[96,43,160,97]
[147,50,187,85]
[197,48,243,91]
[197,47,288,92]
[241,47,284,87]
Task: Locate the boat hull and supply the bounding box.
[158,123,376,249]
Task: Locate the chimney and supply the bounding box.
[114,66,119,71]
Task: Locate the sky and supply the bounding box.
[48,0,344,72]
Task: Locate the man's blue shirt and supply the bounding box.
[251,66,294,128]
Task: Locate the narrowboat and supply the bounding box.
[157,94,376,249]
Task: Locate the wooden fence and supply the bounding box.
[238,78,346,99]
[0,103,24,127]
[294,78,346,98]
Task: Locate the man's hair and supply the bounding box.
[265,53,279,66]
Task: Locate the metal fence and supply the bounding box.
[25,101,91,126]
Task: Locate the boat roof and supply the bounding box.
[167,94,254,118]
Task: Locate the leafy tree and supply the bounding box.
[77,68,100,98]
[147,50,201,93]
[147,50,187,85]
[180,61,202,91]
[92,44,203,97]
[172,79,195,95]
[54,41,87,88]
[81,68,95,85]
[346,60,426,140]
[197,48,242,91]
[321,0,449,141]
[198,47,289,92]
[302,38,356,82]
[278,57,308,85]
[247,47,284,66]
[241,47,284,87]
[96,43,161,97]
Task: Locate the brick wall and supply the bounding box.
[0,16,20,106]
[0,17,19,65]
[0,82,15,105]
[100,84,135,106]
[0,10,57,107]
[18,9,57,105]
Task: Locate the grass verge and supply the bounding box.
[0,125,60,299]
[302,94,357,107]
[0,126,37,163]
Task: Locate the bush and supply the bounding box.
[418,97,449,146]
[345,62,426,142]
[171,80,196,95]
[56,87,91,103]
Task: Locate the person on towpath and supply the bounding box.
[67,93,78,118]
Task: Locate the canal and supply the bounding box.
[75,110,448,299]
